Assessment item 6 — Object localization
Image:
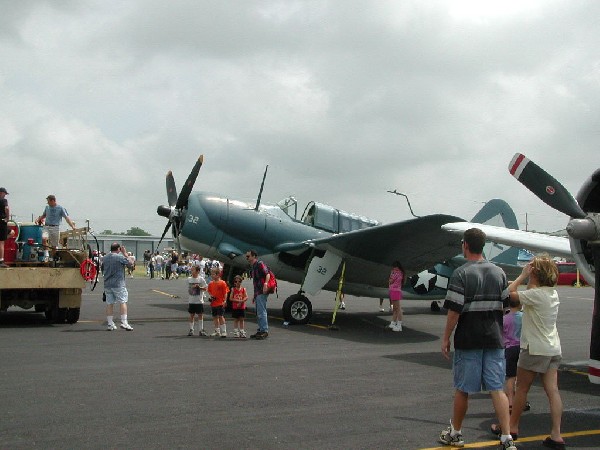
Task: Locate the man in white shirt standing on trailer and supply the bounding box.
[36,194,76,259]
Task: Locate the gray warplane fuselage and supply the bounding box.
[157,156,521,325]
[178,192,395,298]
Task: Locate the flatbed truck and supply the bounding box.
[0,226,93,323]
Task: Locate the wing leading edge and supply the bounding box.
[441,222,571,258]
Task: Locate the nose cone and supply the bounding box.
[157,205,172,218]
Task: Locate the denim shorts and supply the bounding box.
[453,348,505,393]
[104,286,128,305]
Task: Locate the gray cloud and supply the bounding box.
[1,0,597,236]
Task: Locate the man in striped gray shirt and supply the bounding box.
[438,228,515,450]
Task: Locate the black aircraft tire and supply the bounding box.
[282,294,312,325]
[65,308,81,324]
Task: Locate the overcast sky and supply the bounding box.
[2,0,598,237]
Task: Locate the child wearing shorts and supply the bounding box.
[207,268,229,338]
[187,265,208,336]
[230,275,248,338]
[503,298,522,412]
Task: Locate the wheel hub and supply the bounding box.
[291,301,308,320]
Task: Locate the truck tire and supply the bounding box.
[65,308,80,324]
[46,307,67,323]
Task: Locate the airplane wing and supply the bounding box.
[305,214,465,271]
[441,222,572,258]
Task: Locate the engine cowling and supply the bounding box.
[569,169,600,288]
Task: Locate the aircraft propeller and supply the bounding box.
[156,155,204,250]
[508,153,600,383]
[166,171,178,207]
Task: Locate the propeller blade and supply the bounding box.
[176,155,204,210]
[166,171,178,207]
[157,221,172,249]
[508,153,586,219]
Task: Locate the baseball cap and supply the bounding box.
[46,194,56,201]
[0,187,8,194]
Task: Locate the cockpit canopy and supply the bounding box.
[300,201,380,233]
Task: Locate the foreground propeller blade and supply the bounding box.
[590,245,600,383]
[166,171,178,207]
[509,153,586,219]
[176,155,204,210]
[157,221,172,249]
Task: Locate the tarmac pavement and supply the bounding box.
[1,277,599,449]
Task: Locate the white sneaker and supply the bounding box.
[240,330,247,338]
[210,329,221,337]
[392,323,402,332]
[439,422,464,447]
[120,322,133,331]
[387,321,396,329]
[339,302,346,310]
[233,329,240,338]
[379,307,385,312]
[107,322,117,331]
[500,438,517,450]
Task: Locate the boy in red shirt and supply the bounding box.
[207,268,229,337]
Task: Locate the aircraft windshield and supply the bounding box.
[277,196,298,219]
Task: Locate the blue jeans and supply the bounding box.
[255,294,268,332]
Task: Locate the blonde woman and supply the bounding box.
[492,254,565,449]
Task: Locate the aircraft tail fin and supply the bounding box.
[470,199,519,266]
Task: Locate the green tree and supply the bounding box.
[125,226,151,236]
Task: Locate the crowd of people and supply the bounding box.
[0,193,566,449]
[101,228,567,449]
[105,246,273,340]
[141,249,223,281]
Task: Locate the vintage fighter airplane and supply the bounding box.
[156,155,523,325]
[442,153,599,383]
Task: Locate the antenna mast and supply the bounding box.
[255,165,269,211]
